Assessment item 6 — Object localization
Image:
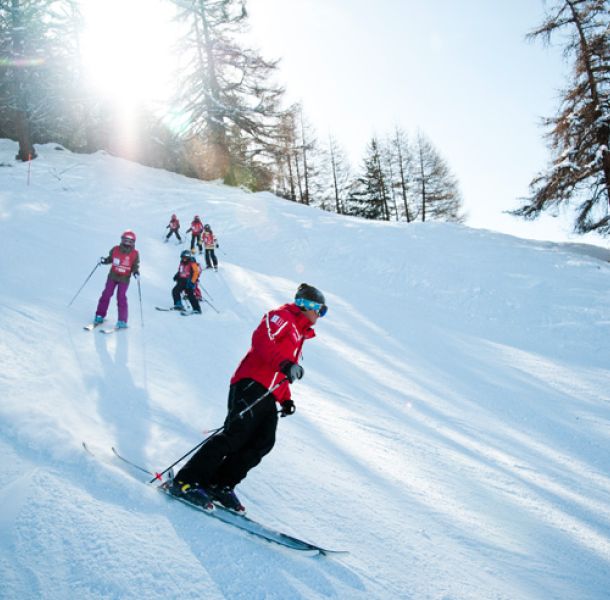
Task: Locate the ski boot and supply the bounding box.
[207,485,245,513]
[167,480,214,511]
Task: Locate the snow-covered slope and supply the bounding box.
[1,139,610,599]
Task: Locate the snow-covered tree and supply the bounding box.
[513,0,610,234]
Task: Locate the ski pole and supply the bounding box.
[68,261,101,306]
[148,425,224,484]
[236,377,288,419]
[200,285,214,301]
[137,276,144,327]
[202,297,219,314]
[149,378,288,484]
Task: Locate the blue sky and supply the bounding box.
[246,0,569,232]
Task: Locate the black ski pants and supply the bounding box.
[190,233,202,253]
[166,228,182,242]
[172,278,201,312]
[176,379,278,488]
[204,248,218,269]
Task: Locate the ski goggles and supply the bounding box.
[295,297,328,317]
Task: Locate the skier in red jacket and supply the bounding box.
[185,215,204,254]
[94,230,140,328]
[165,214,182,243]
[170,283,327,512]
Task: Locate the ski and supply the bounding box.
[99,327,127,334]
[108,447,346,556]
[83,322,103,331]
[155,306,181,312]
[111,446,165,480]
[180,310,201,317]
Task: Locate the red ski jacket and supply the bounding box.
[231,303,316,404]
[189,220,204,235]
[104,245,139,284]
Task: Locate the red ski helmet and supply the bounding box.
[194,215,201,221]
[171,213,176,219]
[121,230,136,246]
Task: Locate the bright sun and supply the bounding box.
[80,0,178,109]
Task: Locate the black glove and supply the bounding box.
[173,273,179,282]
[133,271,140,279]
[280,399,296,417]
[280,360,304,383]
[215,243,219,248]
[99,256,109,265]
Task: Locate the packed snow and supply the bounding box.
[1,139,610,599]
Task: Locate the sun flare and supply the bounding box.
[80,0,177,108]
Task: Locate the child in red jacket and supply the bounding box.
[185,215,204,253]
[94,230,140,328]
[165,214,182,243]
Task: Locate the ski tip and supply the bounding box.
[318,548,350,557]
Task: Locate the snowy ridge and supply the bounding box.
[1,139,610,599]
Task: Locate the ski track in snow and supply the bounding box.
[1,140,610,599]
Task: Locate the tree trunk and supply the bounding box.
[330,143,342,214]
[396,141,411,222]
[10,0,36,161]
[196,0,230,179]
[419,145,426,222]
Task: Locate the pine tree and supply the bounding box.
[379,137,397,220]
[0,0,83,160]
[512,0,610,234]
[347,137,391,220]
[170,0,284,183]
[412,132,465,223]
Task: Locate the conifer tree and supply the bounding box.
[271,107,298,200]
[513,0,609,234]
[0,0,83,159]
[170,0,284,184]
[347,137,391,220]
[391,127,413,222]
[325,134,352,214]
[412,132,465,223]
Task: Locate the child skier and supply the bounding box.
[165,214,182,243]
[185,215,204,254]
[202,224,219,271]
[94,230,140,328]
[172,250,202,313]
